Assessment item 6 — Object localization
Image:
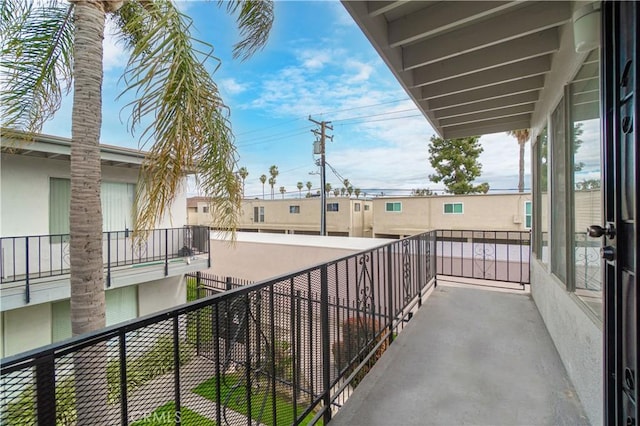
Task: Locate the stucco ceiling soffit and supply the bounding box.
[420,56,551,100]
[401,1,571,70]
[432,92,540,120]
[439,104,535,128]
[443,116,532,140]
[387,1,518,48]
[410,29,559,88]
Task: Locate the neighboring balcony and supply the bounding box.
[0,226,210,310]
[3,229,588,426]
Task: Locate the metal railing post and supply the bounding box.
[386,246,394,346]
[35,354,55,425]
[196,271,202,356]
[320,264,332,423]
[164,229,169,276]
[25,238,30,303]
[172,316,181,424]
[417,235,424,307]
[434,230,438,287]
[106,232,111,288]
[119,331,128,425]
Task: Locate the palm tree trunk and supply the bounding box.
[518,140,525,192]
[70,1,107,422]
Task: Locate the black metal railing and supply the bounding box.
[436,229,530,288]
[0,226,210,301]
[1,231,437,425]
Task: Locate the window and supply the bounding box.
[202,206,209,213]
[354,203,361,212]
[50,178,135,234]
[550,95,568,284]
[385,202,402,212]
[253,206,265,222]
[533,127,549,265]
[443,202,463,214]
[289,205,300,214]
[524,201,532,229]
[364,205,370,211]
[327,203,339,212]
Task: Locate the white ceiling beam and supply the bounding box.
[426,76,545,110]
[367,1,405,17]
[433,92,540,120]
[443,117,531,139]
[402,1,571,70]
[388,1,515,48]
[439,104,535,128]
[421,56,550,100]
[411,29,558,87]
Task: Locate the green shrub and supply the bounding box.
[331,317,388,388]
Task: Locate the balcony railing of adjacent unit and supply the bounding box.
[0,230,530,425]
[0,226,210,301]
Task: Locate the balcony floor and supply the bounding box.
[330,284,590,426]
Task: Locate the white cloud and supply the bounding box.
[219,78,248,95]
[103,19,130,71]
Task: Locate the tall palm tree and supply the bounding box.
[340,187,346,197]
[268,176,276,199]
[238,166,249,198]
[325,182,332,196]
[507,129,530,192]
[260,174,267,200]
[279,186,286,199]
[354,188,361,198]
[333,188,340,197]
[347,186,354,197]
[306,180,313,196]
[2,1,273,420]
[297,181,303,198]
[268,164,278,199]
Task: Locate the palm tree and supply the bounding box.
[260,174,267,199]
[354,188,361,198]
[279,186,286,199]
[238,166,249,198]
[340,187,346,197]
[306,181,313,196]
[2,1,273,420]
[507,129,530,192]
[269,164,278,199]
[296,181,303,198]
[325,182,332,197]
[268,176,276,199]
[333,188,340,197]
[347,186,354,197]
[343,179,350,191]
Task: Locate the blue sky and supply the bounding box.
[42,0,534,198]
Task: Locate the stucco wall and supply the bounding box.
[531,259,602,425]
[138,275,186,316]
[207,239,366,282]
[2,303,52,357]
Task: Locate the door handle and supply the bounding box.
[587,224,616,239]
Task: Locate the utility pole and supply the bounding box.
[310,116,333,236]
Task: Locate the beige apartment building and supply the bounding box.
[373,193,533,238]
[188,196,374,237]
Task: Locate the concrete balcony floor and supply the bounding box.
[331,283,590,426]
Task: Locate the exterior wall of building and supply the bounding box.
[138,275,186,316]
[207,233,390,282]
[1,303,52,357]
[372,193,532,238]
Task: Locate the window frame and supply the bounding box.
[443,202,464,214]
[385,202,402,212]
[327,203,339,212]
[354,203,361,212]
[524,201,532,229]
[253,206,265,222]
[289,205,300,214]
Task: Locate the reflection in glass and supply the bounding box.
[551,98,567,284]
[570,49,602,319]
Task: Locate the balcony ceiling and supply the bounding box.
[342,1,572,139]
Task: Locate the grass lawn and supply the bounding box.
[130,401,216,425]
[193,374,319,426]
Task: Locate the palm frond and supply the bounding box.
[0,0,74,133]
[120,0,239,239]
[220,0,274,61]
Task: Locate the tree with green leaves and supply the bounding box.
[259,174,267,199]
[333,188,340,197]
[296,181,303,198]
[1,0,273,421]
[507,129,530,192]
[354,188,361,198]
[428,135,489,194]
[340,187,346,197]
[347,186,354,197]
[238,166,249,198]
[279,186,286,199]
[325,182,332,196]
[306,180,313,196]
[268,164,278,199]
[411,188,434,196]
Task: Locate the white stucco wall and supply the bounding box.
[531,259,602,426]
[2,303,52,357]
[138,275,186,316]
